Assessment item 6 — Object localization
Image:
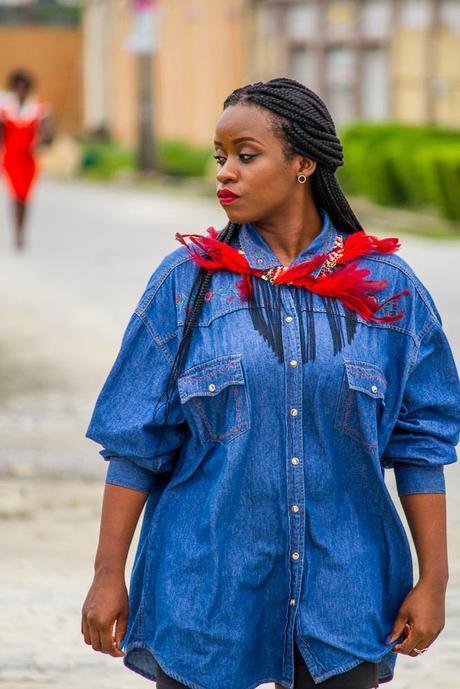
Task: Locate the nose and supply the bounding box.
[216,158,238,184]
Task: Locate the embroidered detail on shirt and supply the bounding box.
[370,298,403,320]
[192,386,245,440]
[176,281,244,313]
[239,225,273,266]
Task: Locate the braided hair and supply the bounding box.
[154,78,363,441]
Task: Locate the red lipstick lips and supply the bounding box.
[217,189,240,205]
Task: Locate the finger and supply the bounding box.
[88,625,103,652]
[386,617,409,645]
[394,627,424,655]
[100,623,118,655]
[81,618,92,646]
[391,622,413,654]
[407,634,432,657]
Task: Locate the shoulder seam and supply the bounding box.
[133,311,175,367]
[136,253,192,317]
[364,254,438,325]
[407,316,438,377]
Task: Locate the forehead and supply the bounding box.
[214,104,275,144]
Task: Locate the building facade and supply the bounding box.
[82,0,460,147]
[83,0,249,147]
[251,0,460,128]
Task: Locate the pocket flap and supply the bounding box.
[344,360,387,400]
[178,354,245,404]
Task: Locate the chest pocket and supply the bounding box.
[177,354,250,446]
[334,360,387,453]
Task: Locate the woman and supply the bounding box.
[81,79,460,689]
[0,69,51,250]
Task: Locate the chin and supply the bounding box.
[221,206,255,226]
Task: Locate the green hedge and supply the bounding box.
[156,139,214,177]
[80,142,135,180]
[80,138,214,179]
[338,122,460,220]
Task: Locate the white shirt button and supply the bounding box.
[289,359,298,368]
[291,457,299,465]
[292,551,300,560]
[285,316,293,323]
[208,384,216,392]
[290,408,298,417]
[289,598,296,606]
[371,385,378,394]
[291,505,299,513]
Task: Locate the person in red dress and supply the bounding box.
[0,69,52,250]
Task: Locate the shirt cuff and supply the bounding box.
[105,456,154,493]
[393,463,446,496]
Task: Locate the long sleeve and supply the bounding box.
[86,310,187,492]
[381,317,460,496]
[105,456,157,492]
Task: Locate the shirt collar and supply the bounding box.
[237,208,339,271]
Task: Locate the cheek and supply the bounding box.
[248,160,292,201]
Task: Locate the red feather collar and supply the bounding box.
[175,226,410,323]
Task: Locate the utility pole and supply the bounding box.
[125,0,158,171]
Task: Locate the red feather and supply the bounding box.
[175,229,410,323]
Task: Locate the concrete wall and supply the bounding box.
[82,0,137,145]
[432,24,460,127]
[392,22,460,127]
[156,0,249,145]
[392,28,431,124]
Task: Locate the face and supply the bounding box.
[13,80,31,99]
[214,103,315,225]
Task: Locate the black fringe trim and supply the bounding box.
[247,277,358,363]
[247,276,284,363]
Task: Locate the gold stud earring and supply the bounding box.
[297,174,307,184]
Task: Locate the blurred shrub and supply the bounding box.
[338,122,460,220]
[79,138,215,179]
[415,145,460,221]
[0,1,81,26]
[156,139,214,177]
[80,142,135,180]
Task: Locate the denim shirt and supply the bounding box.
[86,210,460,689]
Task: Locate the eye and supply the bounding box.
[213,154,258,165]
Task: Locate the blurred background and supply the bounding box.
[0,1,459,688]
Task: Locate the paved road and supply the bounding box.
[0,179,459,688]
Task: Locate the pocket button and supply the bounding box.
[208,383,216,392]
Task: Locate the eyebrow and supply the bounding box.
[214,137,263,146]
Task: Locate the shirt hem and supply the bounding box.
[123,643,292,689]
[295,636,396,684]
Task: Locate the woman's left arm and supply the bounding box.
[402,492,448,586]
[381,311,460,657]
[385,492,448,656]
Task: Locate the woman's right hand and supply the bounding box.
[81,572,129,657]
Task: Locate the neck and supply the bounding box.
[250,203,323,268]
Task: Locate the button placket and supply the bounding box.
[281,291,306,679]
